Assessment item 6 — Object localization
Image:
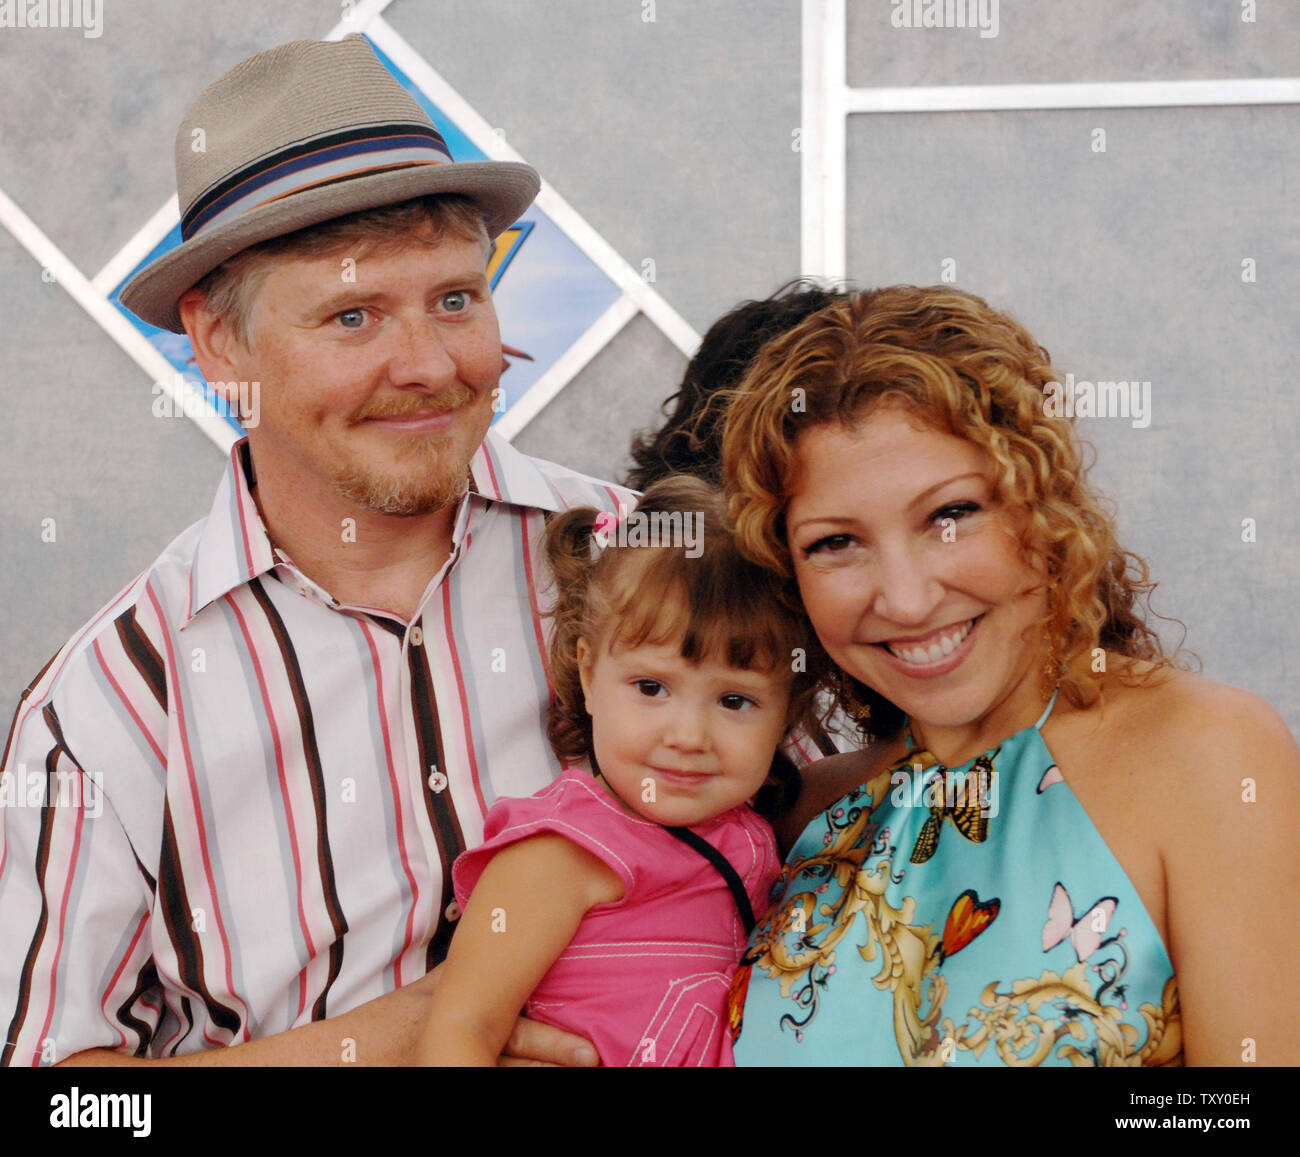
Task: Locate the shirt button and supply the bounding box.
[428,768,448,793]
[409,625,424,646]
[444,901,462,922]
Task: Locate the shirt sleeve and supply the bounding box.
[452,776,638,910]
[0,699,159,1067]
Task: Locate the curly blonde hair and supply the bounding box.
[544,475,829,816]
[722,285,1183,738]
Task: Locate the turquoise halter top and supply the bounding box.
[729,694,1181,1066]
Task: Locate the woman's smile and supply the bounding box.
[875,613,982,678]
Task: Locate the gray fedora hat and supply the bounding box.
[120,34,540,333]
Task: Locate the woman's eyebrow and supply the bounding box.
[905,471,986,511]
[789,471,988,533]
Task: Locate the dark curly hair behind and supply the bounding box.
[625,280,849,491]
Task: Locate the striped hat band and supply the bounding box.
[182,123,453,241]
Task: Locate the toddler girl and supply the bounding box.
[419,476,823,1065]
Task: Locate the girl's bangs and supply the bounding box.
[602,549,792,676]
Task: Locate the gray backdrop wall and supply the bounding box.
[2,0,1297,736]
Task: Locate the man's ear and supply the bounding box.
[178,288,248,401]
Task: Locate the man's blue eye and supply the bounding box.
[442,291,469,312]
[337,309,365,328]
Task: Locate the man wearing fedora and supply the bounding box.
[0,35,622,1066]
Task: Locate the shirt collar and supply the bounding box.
[467,426,569,514]
[183,428,567,628]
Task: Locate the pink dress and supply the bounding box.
[453,767,780,1066]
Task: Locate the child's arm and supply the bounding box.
[418,833,625,1066]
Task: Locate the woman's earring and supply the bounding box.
[1041,590,1061,701]
[836,671,873,723]
[1041,640,1060,701]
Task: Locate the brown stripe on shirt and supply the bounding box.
[114,605,168,711]
[407,642,464,969]
[156,806,243,1040]
[248,580,348,1019]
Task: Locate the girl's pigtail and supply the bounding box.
[543,507,606,768]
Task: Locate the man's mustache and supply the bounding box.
[352,384,477,423]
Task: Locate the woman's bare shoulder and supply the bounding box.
[1102,661,1295,766]
[1046,660,1298,839]
[1073,661,1300,838]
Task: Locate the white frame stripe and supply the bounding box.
[800,0,847,281]
[327,0,396,39]
[801,0,1300,280]
[845,77,1300,115]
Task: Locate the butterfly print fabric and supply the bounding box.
[730,695,1181,1066]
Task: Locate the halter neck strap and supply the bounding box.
[1035,689,1061,731]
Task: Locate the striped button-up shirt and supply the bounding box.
[0,431,631,1065]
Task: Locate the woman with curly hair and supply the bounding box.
[721,285,1300,1067]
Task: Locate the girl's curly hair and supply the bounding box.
[721,285,1189,740]
[544,475,830,818]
